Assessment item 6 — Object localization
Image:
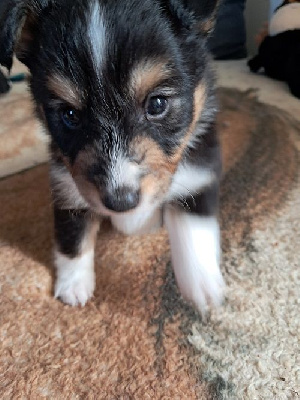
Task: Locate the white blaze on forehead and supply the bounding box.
[88,0,106,68]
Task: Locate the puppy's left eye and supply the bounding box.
[146,96,168,119]
[61,108,81,129]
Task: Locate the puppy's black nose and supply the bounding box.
[102,186,140,212]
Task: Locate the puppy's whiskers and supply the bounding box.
[171,179,198,207]
[171,190,191,211]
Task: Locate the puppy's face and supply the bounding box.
[0,0,216,217]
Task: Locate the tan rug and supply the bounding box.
[0,62,48,179]
[0,89,299,399]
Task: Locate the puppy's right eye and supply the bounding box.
[61,108,81,129]
[146,96,168,119]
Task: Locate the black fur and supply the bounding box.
[248,31,300,99]
[54,208,90,257]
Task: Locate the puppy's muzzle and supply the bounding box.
[102,186,140,213]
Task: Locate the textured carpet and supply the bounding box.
[0,89,299,399]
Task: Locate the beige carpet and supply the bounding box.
[0,61,48,179]
[0,89,299,399]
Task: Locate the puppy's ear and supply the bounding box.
[0,0,49,70]
[164,0,220,35]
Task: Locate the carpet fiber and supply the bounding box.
[0,89,299,399]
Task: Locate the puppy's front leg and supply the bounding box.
[164,185,224,314]
[54,208,99,306]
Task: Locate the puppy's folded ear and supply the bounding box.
[0,0,49,70]
[163,0,220,35]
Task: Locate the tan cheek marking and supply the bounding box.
[129,61,171,102]
[131,137,177,197]
[51,146,73,175]
[140,175,158,197]
[188,83,206,136]
[170,82,206,164]
[47,74,82,109]
[69,148,105,206]
[71,146,96,178]
[81,216,100,254]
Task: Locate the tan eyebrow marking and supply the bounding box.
[131,82,207,166]
[47,74,83,109]
[129,60,173,102]
[171,82,207,163]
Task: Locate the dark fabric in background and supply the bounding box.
[0,70,10,94]
[209,0,247,60]
[0,2,10,94]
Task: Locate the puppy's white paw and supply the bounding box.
[55,275,95,306]
[54,250,95,306]
[178,257,225,314]
[165,210,225,314]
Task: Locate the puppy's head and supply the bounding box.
[0,0,219,217]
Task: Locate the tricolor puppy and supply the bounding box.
[0,0,224,313]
